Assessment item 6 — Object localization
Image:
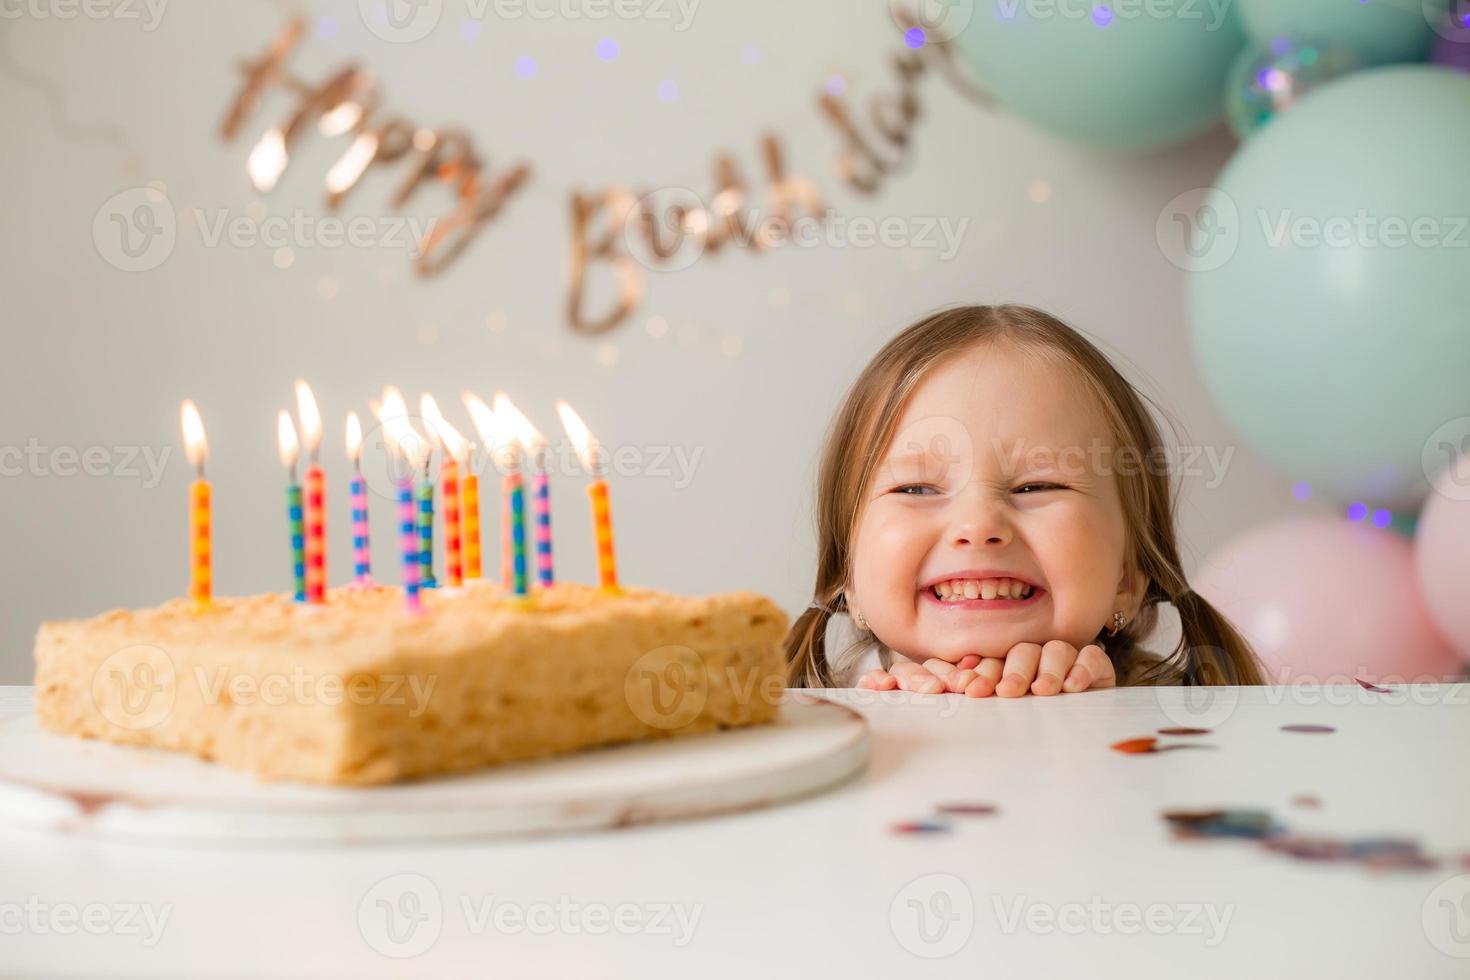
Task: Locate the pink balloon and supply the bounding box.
[1195,517,1465,684]
[1415,459,1470,660]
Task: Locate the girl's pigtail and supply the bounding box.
[784,598,841,689]
[1164,588,1268,686]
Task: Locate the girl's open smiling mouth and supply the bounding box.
[917,587,1046,608]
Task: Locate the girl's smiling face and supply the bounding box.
[847,343,1144,664]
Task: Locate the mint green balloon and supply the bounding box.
[1187,67,1470,508]
[955,4,1243,150]
[1238,0,1442,66]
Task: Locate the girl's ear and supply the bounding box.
[1114,565,1148,620]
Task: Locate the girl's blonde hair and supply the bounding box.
[784,305,1266,689]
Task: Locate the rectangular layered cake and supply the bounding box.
[33,583,789,785]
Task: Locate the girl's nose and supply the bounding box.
[950,509,1012,548]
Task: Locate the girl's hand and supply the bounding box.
[989,641,1115,698]
[855,642,1115,697]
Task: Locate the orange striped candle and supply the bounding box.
[556,400,620,593]
[422,394,471,589]
[462,470,482,580]
[180,400,211,607]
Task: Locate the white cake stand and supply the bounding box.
[0,691,867,845]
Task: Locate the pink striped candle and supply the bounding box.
[346,412,372,584]
[532,466,553,587]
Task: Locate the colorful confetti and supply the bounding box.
[1281,724,1336,734]
[1157,727,1211,736]
[1112,736,1158,754]
[1162,807,1442,873]
[935,803,998,817]
[1290,794,1322,808]
[890,821,950,835]
[1355,678,1392,693]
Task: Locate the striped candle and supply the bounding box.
[443,456,462,586]
[397,478,421,613]
[532,467,553,587]
[417,473,437,589]
[181,400,211,607]
[462,471,482,580]
[501,477,514,590]
[296,381,326,605]
[508,470,528,597]
[190,479,212,605]
[288,483,306,600]
[304,464,326,603]
[588,477,618,591]
[350,474,371,584]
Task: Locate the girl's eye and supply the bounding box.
[893,484,940,496]
[1014,482,1065,494]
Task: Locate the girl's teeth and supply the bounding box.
[931,578,1035,602]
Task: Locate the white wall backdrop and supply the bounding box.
[0,0,1302,681]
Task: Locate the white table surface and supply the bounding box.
[2,682,1468,979]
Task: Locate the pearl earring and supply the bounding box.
[853,608,869,631]
[1107,611,1127,636]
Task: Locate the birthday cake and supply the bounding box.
[32,583,789,786]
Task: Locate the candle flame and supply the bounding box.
[493,393,544,465]
[294,379,322,459]
[277,410,299,472]
[345,411,362,464]
[420,394,470,463]
[376,386,428,471]
[556,400,601,475]
[180,399,208,475]
[462,391,497,450]
[247,127,288,193]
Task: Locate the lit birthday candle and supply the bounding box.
[422,395,469,588]
[278,410,306,602]
[498,397,553,588]
[376,388,425,613]
[462,392,499,584]
[494,393,531,601]
[180,399,211,607]
[556,400,619,593]
[295,380,327,604]
[345,411,372,585]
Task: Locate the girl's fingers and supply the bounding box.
[1065,644,1116,691]
[920,658,976,694]
[965,656,1007,698]
[890,661,946,695]
[956,655,983,671]
[856,668,894,691]
[995,642,1043,698]
[1031,640,1078,696]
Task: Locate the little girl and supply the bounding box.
[784,305,1266,697]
